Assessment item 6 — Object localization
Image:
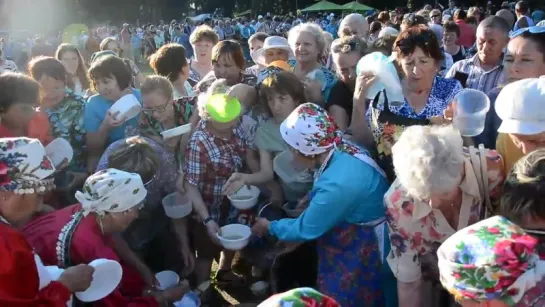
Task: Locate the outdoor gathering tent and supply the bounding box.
[300,0,344,12]
[341,1,375,12]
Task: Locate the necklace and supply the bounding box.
[95,215,104,235]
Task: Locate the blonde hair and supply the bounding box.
[140,75,174,100]
[107,136,160,183]
[392,125,464,200]
[190,25,219,45]
[501,148,545,224]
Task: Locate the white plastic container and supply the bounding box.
[227,185,259,210]
[45,138,74,168]
[162,192,193,219]
[110,94,142,122]
[250,281,270,296]
[75,259,123,302]
[216,224,252,250]
[161,123,192,139]
[155,270,180,290]
[453,89,491,137]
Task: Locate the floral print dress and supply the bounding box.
[44,91,87,172]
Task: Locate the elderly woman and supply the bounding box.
[287,23,336,106]
[385,125,504,307]
[196,40,257,94]
[338,13,369,39]
[0,137,94,305]
[189,25,219,82]
[55,44,91,97]
[438,216,545,307]
[183,91,256,287]
[23,169,189,306]
[326,36,367,131]
[96,136,193,278]
[351,25,462,181]
[252,103,396,307]
[99,37,145,88]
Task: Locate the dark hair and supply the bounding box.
[149,43,188,82]
[454,9,466,21]
[259,71,306,116]
[515,32,545,61]
[28,56,67,83]
[371,36,396,56]
[88,55,132,91]
[107,136,160,184]
[212,40,245,69]
[378,11,390,23]
[443,21,461,37]
[55,44,90,91]
[515,1,529,13]
[478,16,511,35]
[0,72,39,113]
[394,25,444,62]
[249,32,269,43]
[500,149,545,224]
[370,21,382,33]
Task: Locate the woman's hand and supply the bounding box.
[175,171,185,194]
[154,280,190,304]
[251,218,270,237]
[222,173,248,196]
[353,72,377,107]
[205,220,221,244]
[180,244,195,278]
[304,80,323,103]
[58,264,95,293]
[138,263,160,288]
[102,110,125,130]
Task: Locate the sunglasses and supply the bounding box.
[509,26,545,39]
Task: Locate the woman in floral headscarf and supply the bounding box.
[23,169,189,306]
[258,287,340,307]
[252,103,396,307]
[0,137,94,306]
[438,215,545,306]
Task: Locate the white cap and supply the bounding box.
[496,77,545,135]
[251,36,294,66]
[378,27,399,39]
[258,15,264,19]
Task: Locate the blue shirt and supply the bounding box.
[269,150,389,241]
[131,35,141,49]
[241,25,255,39]
[84,89,142,146]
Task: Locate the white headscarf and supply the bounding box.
[75,168,147,216]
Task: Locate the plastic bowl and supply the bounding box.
[155,270,180,290]
[162,192,192,219]
[216,224,252,250]
[75,259,122,302]
[110,94,141,122]
[45,138,74,168]
[250,281,270,296]
[161,123,192,139]
[227,185,259,210]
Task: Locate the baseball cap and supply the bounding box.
[258,15,264,19]
[496,77,545,135]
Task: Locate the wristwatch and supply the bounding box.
[203,216,214,225]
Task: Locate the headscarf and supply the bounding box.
[75,168,147,216]
[257,287,340,307]
[438,215,545,305]
[0,137,56,194]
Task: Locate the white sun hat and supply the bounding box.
[251,36,294,66]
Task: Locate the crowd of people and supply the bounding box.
[1,0,545,306]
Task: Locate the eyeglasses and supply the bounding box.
[509,26,545,39]
[144,174,156,187]
[142,102,169,115]
[431,14,440,18]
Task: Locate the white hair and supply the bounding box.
[338,13,369,38]
[392,125,465,200]
[288,23,327,59]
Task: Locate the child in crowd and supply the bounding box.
[245,32,269,76]
[84,55,142,171]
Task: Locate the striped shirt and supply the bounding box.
[445,54,505,94]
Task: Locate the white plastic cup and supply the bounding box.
[155,271,180,290]
[452,89,491,137]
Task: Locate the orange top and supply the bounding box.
[0,111,53,146]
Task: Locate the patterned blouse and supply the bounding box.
[139,96,196,138]
[44,91,87,172]
[183,120,253,224]
[385,149,504,283]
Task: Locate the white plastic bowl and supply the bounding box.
[110,94,141,122]
[75,259,122,302]
[45,138,74,168]
[250,280,270,296]
[162,192,192,219]
[161,123,192,139]
[227,185,259,210]
[155,270,180,290]
[216,224,251,251]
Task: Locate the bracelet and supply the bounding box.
[203,216,213,225]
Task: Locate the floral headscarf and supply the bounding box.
[280,103,342,156]
[438,215,545,305]
[0,137,55,194]
[258,287,340,307]
[75,168,147,216]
